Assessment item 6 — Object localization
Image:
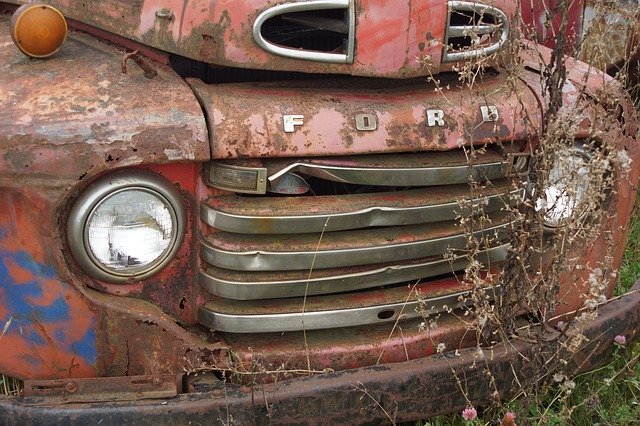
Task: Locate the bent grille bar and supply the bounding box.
[201,212,511,271]
[198,284,501,333]
[267,154,526,187]
[201,182,523,234]
[200,243,509,299]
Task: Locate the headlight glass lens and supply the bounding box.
[539,152,590,228]
[86,189,176,276]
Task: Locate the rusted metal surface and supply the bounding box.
[189,72,542,159]
[3,0,516,78]
[0,176,229,382]
[24,375,179,403]
[0,15,209,180]
[0,3,639,420]
[517,41,640,317]
[520,0,584,51]
[0,186,99,380]
[0,15,223,383]
[2,281,640,425]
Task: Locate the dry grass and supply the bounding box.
[0,374,22,397]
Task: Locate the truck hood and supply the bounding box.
[5,0,515,78]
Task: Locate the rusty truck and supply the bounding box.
[1,0,640,423]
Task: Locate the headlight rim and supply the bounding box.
[66,169,186,284]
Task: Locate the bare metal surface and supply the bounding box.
[0,16,209,181]
[267,158,516,187]
[198,286,500,332]
[200,244,509,299]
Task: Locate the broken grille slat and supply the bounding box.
[268,158,516,187]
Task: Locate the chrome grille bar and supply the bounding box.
[200,244,509,299]
[201,186,523,234]
[200,215,511,271]
[198,285,500,333]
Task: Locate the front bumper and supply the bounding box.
[2,281,640,425]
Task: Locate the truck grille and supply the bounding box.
[443,0,509,62]
[198,146,527,333]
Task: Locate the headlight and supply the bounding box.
[67,170,186,283]
[537,147,591,229]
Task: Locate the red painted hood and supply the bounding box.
[5,0,516,78]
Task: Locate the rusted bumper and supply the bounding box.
[2,281,640,425]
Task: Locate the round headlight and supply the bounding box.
[537,147,591,229]
[67,170,186,283]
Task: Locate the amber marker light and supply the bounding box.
[10,3,68,58]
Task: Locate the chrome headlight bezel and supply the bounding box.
[66,169,186,284]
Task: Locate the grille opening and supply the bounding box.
[303,178,409,196]
[260,9,349,54]
[444,1,508,62]
[448,10,499,50]
[450,10,497,27]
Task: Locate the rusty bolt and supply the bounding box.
[152,377,163,387]
[65,382,78,393]
[212,389,223,398]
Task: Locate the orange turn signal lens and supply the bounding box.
[10,3,68,58]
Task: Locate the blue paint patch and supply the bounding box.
[0,252,67,322]
[73,327,97,364]
[0,248,97,367]
[55,329,65,341]
[28,330,46,346]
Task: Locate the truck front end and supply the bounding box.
[1,0,639,423]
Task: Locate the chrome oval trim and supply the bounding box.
[198,285,500,332]
[252,0,355,64]
[66,169,186,284]
[201,188,523,234]
[268,159,518,187]
[200,244,509,299]
[443,1,509,63]
[200,221,511,271]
